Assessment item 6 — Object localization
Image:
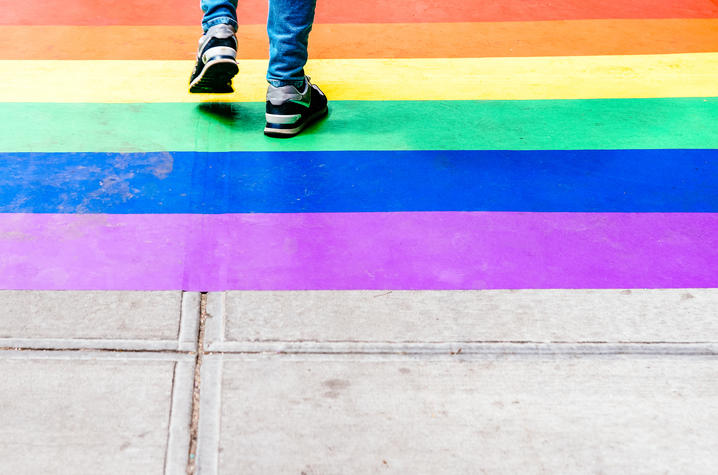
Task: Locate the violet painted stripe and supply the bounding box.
[1,212,716,291]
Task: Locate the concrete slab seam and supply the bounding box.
[204,292,226,351]
[215,352,718,364]
[0,349,195,361]
[196,354,224,475]
[186,292,208,474]
[179,292,202,352]
[206,341,718,357]
[165,360,196,475]
[0,338,193,352]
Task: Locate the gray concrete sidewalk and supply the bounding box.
[1,290,717,474]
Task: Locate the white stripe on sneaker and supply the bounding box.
[265,113,302,125]
[202,46,237,63]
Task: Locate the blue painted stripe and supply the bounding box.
[1,149,717,213]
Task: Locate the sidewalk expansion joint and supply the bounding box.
[204,341,718,358]
[0,346,192,355]
[186,292,208,475]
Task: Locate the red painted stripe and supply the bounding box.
[3,0,717,26]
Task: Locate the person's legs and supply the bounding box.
[264,0,328,137]
[266,0,316,87]
[189,0,239,93]
[201,0,238,32]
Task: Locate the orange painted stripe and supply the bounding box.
[3,0,718,26]
[3,20,718,60]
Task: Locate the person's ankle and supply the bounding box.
[202,20,237,35]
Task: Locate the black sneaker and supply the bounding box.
[189,24,239,94]
[264,77,328,137]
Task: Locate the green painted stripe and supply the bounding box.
[3,98,718,152]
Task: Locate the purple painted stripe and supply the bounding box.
[1,212,716,290]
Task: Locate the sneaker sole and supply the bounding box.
[263,106,329,138]
[189,58,239,94]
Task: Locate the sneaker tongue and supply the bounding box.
[206,23,235,39]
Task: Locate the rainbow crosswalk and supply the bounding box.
[1,0,717,291]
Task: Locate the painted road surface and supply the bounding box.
[1,1,716,291]
[2,1,718,474]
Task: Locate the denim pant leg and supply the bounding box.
[201,0,238,32]
[266,0,317,88]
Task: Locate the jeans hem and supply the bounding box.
[202,17,238,33]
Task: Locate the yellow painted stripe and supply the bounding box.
[3,54,718,103]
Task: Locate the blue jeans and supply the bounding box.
[201,0,316,88]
